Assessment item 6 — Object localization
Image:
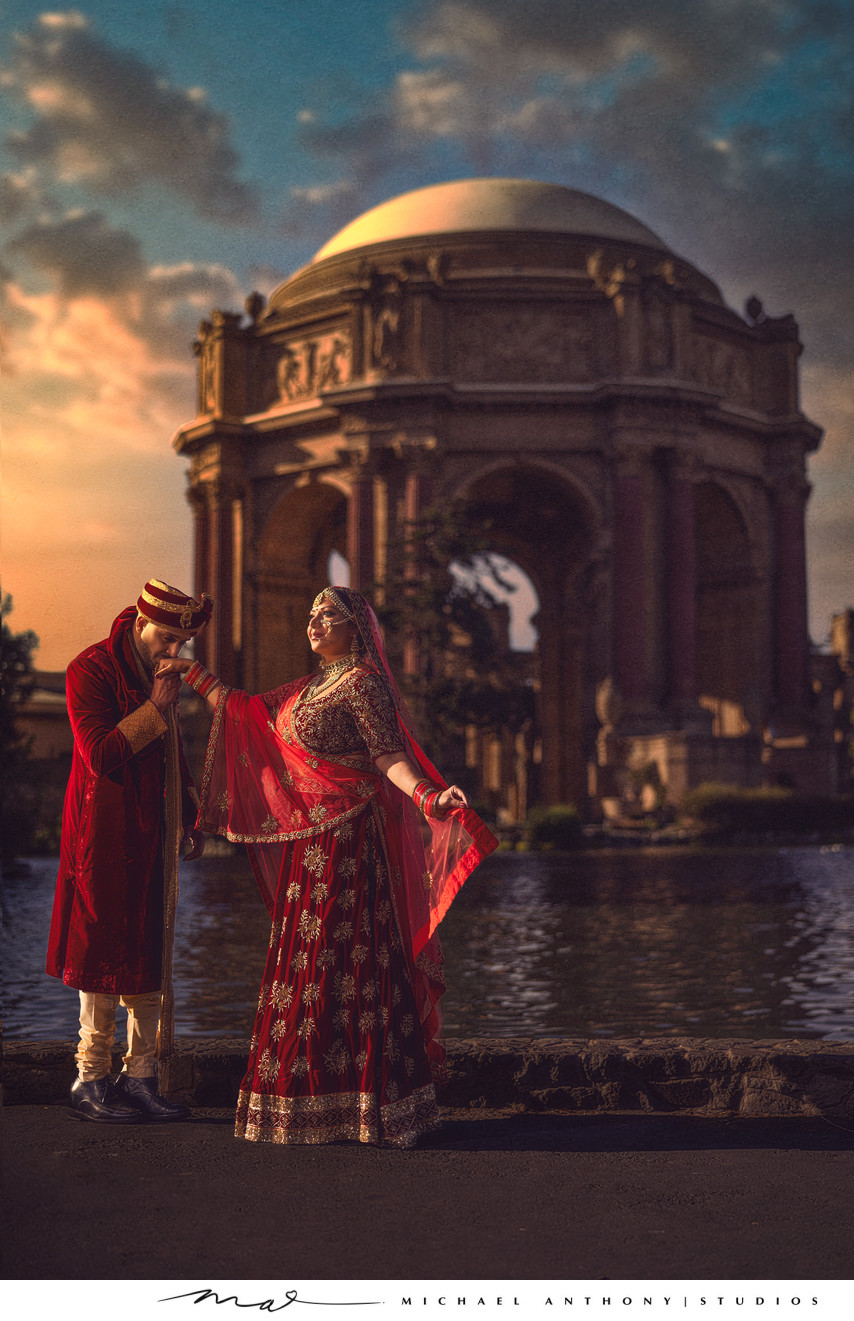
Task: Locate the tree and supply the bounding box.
[1,594,40,862]
[371,505,536,787]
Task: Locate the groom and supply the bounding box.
[46,579,213,1122]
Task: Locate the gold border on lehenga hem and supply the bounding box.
[234,1082,441,1148]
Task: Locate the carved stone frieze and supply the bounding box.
[451,305,594,383]
[691,335,753,406]
[274,329,353,403]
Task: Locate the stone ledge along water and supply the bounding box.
[6,1036,854,1121]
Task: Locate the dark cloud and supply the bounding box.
[293,0,853,368]
[134,262,244,358]
[2,11,259,223]
[8,211,146,297]
[0,171,39,225]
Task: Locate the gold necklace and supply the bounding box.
[309,654,358,696]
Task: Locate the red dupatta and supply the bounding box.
[196,588,498,1071]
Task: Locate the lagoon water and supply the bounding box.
[4,846,854,1042]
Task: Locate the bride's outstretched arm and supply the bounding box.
[155,657,223,712]
[374,751,468,818]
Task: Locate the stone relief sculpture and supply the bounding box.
[453,307,592,382]
[276,331,352,401]
[692,336,753,405]
[369,273,406,372]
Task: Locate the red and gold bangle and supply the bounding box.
[185,662,220,698]
[423,790,446,820]
[411,779,432,813]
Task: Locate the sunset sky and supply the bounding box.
[2,0,852,668]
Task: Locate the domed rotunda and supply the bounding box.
[174,178,828,815]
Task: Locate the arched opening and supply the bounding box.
[327,549,350,587]
[457,464,601,814]
[449,553,541,822]
[694,482,760,735]
[251,480,347,691]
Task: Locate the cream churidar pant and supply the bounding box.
[76,991,162,1081]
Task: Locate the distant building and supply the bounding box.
[173,178,841,817]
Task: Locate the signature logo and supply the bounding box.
[160,1288,381,1312]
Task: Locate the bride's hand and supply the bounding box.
[155,658,194,677]
[437,785,468,814]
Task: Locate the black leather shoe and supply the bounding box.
[69,1077,144,1123]
[114,1073,190,1121]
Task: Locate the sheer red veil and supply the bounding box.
[197,586,498,1073]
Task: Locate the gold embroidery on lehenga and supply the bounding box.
[333,920,353,941]
[271,1019,289,1040]
[338,857,357,879]
[351,943,368,964]
[316,948,336,968]
[302,982,320,1004]
[384,1032,400,1063]
[269,981,292,1011]
[332,1006,352,1029]
[215,790,230,811]
[238,752,249,768]
[358,1010,377,1034]
[298,910,322,941]
[311,880,329,902]
[338,888,356,911]
[355,1049,368,1070]
[261,814,278,834]
[309,805,328,823]
[291,1057,310,1078]
[303,843,327,876]
[286,881,300,901]
[334,971,356,1001]
[258,1049,279,1083]
[290,951,308,973]
[296,1018,316,1038]
[386,1080,399,1102]
[234,1082,440,1148]
[401,1013,414,1037]
[324,1040,350,1076]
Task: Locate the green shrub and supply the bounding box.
[679,783,854,838]
[524,803,584,851]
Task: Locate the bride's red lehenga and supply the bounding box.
[196,591,497,1147]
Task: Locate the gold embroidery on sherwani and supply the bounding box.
[117,701,167,753]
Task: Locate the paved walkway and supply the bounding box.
[3,1105,853,1282]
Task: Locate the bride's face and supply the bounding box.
[307,598,357,661]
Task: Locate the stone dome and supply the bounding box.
[312,178,671,262]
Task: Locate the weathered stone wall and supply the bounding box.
[5,1037,853,1120]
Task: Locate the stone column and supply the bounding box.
[402,453,435,677]
[667,453,698,714]
[773,472,811,724]
[187,484,210,667]
[208,480,238,686]
[612,449,651,716]
[347,460,375,592]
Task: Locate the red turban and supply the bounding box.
[137,579,213,633]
